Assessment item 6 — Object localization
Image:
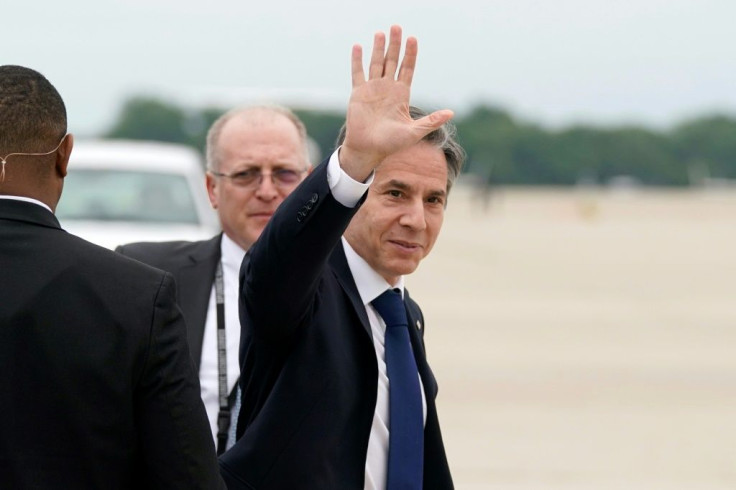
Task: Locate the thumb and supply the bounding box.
[411,109,454,139]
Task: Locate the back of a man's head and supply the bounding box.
[0,65,67,154]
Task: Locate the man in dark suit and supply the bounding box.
[0,65,224,489]
[220,26,465,489]
[117,105,312,452]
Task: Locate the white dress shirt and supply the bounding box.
[199,233,245,443]
[0,195,52,213]
[327,151,427,490]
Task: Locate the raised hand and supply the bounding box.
[339,25,454,182]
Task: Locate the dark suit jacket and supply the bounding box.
[219,161,453,489]
[0,199,224,490]
[116,235,221,369]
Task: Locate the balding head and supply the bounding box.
[206,105,311,173]
[204,104,312,251]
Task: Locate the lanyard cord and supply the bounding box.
[214,261,230,455]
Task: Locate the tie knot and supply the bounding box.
[371,289,407,328]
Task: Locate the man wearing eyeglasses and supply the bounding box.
[0,65,224,489]
[117,105,312,454]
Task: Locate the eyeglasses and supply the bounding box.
[210,167,307,189]
[0,134,69,182]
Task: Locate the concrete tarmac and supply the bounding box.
[407,185,736,489]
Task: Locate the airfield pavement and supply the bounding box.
[406,183,736,489]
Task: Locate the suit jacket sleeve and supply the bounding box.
[135,272,225,489]
[242,160,366,342]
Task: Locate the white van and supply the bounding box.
[57,139,219,250]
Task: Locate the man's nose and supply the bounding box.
[398,198,426,231]
[254,173,279,199]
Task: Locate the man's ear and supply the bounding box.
[56,133,74,178]
[205,172,218,209]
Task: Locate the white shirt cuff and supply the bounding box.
[327,147,373,208]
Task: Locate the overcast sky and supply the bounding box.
[4,0,735,135]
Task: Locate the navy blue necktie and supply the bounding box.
[371,289,424,490]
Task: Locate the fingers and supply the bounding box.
[382,25,403,79]
[397,36,417,85]
[351,44,365,87]
[411,109,455,138]
[360,25,416,83]
[368,31,387,79]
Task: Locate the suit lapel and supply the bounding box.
[404,289,438,399]
[329,242,436,394]
[177,234,221,368]
[328,241,372,337]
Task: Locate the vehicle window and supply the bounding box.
[57,169,200,224]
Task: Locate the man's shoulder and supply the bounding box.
[116,235,220,269]
[116,237,212,256]
[52,230,172,289]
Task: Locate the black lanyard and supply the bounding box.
[214,261,233,455]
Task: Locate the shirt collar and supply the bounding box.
[341,236,404,306]
[0,195,52,213]
[220,232,247,268]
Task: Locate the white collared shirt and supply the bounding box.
[199,233,246,443]
[328,151,427,490]
[0,195,53,213]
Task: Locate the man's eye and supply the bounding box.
[232,170,259,181]
[388,190,402,198]
[274,169,299,183]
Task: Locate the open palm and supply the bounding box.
[340,25,453,181]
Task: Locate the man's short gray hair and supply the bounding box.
[206,105,310,172]
[335,106,466,194]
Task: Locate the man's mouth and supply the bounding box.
[388,239,422,252]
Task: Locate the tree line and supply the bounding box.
[106,97,736,186]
